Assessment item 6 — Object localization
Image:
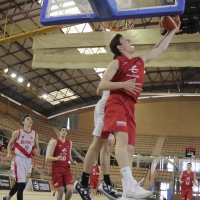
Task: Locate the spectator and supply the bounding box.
[4,139,8,149]
[0,140,3,151]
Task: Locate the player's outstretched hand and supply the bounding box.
[123,79,143,94]
[174,21,182,33]
[7,154,12,161]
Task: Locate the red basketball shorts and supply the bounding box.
[52,166,73,188]
[103,94,136,145]
[181,188,193,200]
[90,178,99,189]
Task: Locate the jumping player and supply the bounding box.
[96,23,181,199]
[179,163,196,200]
[2,115,39,200]
[90,160,101,200]
[48,126,77,200]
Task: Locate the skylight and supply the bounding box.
[93,68,105,79]
[46,88,78,105]
[77,47,106,55]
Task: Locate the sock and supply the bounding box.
[81,172,90,188]
[122,178,127,197]
[120,166,134,185]
[9,182,18,197]
[104,174,112,185]
[17,182,26,200]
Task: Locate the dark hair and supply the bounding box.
[109,34,122,56]
[187,163,191,165]
[113,55,118,59]
[21,115,31,122]
[59,126,67,131]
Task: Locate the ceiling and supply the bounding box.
[0,0,200,117]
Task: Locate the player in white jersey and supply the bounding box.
[92,90,112,139]
[2,115,39,200]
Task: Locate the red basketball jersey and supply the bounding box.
[181,170,194,189]
[111,56,145,102]
[52,138,71,168]
[90,164,99,179]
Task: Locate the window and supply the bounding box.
[67,117,70,130]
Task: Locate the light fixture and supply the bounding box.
[27,83,30,87]
[3,68,8,73]
[43,94,48,99]
[18,77,23,83]
[11,73,16,78]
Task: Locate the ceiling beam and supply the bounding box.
[33,29,200,49]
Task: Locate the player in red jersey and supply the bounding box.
[96,22,181,200]
[2,115,39,200]
[48,126,77,200]
[179,163,196,200]
[90,160,101,200]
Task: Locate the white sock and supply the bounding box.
[120,166,134,185]
[122,178,127,197]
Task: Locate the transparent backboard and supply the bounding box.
[40,0,185,26]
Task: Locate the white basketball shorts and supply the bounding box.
[14,155,31,183]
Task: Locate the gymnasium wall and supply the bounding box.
[0,94,47,121]
[78,97,200,137]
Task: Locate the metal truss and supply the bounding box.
[0,0,200,116]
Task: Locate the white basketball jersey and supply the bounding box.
[94,90,110,126]
[96,90,110,114]
[14,129,36,158]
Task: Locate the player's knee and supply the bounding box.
[90,139,103,152]
[127,145,134,156]
[102,141,112,154]
[67,188,73,195]
[116,135,128,146]
[57,188,64,197]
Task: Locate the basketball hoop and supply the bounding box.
[99,19,135,53]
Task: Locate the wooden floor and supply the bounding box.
[0,191,108,200]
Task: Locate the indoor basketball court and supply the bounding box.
[1,0,200,200]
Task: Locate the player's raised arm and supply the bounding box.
[47,140,61,161]
[7,131,18,161]
[140,22,181,63]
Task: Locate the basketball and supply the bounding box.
[161,16,180,31]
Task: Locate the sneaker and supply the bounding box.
[2,197,7,200]
[74,181,91,200]
[98,182,118,200]
[126,179,153,199]
[119,197,135,200]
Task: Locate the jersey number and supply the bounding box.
[186,181,190,185]
[61,156,66,161]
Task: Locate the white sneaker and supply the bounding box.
[119,196,135,200]
[126,179,153,199]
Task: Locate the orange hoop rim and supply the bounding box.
[100,19,135,32]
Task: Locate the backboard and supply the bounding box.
[40,0,185,26]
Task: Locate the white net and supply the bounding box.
[100,19,135,53]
